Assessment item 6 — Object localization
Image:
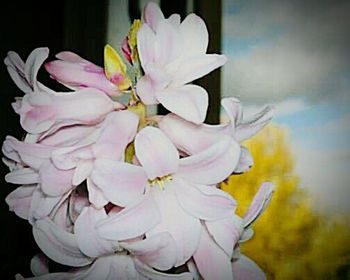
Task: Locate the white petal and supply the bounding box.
[148,186,201,266]
[5,168,39,185]
[176,179,236,221]
[178,137,240,185]
[206,215,243,257]
[232,255,266,280]
[87,178,109,209]
[180,14,208,55]
[91,159,147,207]
[97,195,161,241]
[235,105,274,142]
[137,24,156,67]
[135,259,194,280]
[33,218,92,267]
[156,85,208,124]
[30,254,49,276]
[243,182,274,228]
[234,146,254,173]
[74,206,118,258]
[143,2,165,31]
[193,227,233,280]
[135,126,179,180]
[5,186,36,220]
[24,48,49,90]
[121,232,177,270]
[221,97,242,128]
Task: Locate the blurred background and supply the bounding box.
[0,0,349,279]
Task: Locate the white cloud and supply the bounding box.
[292,139,350,215]
[222,0,350,104]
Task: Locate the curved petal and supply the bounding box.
[156,84,208,124]
[206,215,243,257]
[74,206,118,258]
[97,194,161,241]
[24,48,49,91]
[87,178,109,209]
[234,146,254,173]
[143,2,165,31]
[136,75,159,105]
[39,161,74,196]
[193,227,233,280]
[178,137,240,185]
[137,24,156,67]
[72,159,94,186]
[232,255,266,280]
[169,54,227,87]
[243,182,274,228]
[5,168,39,185]
[135,126,179,180]
[221,97,242,128]
[91,159,147,207]
[33,218,92,267]
[175,179,236,221]
[235,105,274,142]
[148,186,201,266]
[121,232,177,270]
[135,259,194,280]
[5,185,36,220]
[30,254,49,276]
[159,113,229,155]
[179,14,208,55]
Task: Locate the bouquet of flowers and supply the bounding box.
[3,2,274,279]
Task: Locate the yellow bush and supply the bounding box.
[222,124,350,280]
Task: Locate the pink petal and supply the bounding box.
[193,226,233,280]
[235,146,254,173]
[179,14,208,55]
[39,161,74,196]
[135,126,179,180]
[30,254,49,276]
[97,195,161,241]
[154,20,182,65]
[45,52,120,97]
[206,215,243,257]
[235,105,274,142]
[232,255,266,280]
[74,206,118,258]
[166,14,181,27]
[25,48,49,91]
[221,97,242,128]
[90,159,147,207]
[178,137,240,185]
[148,186,201,266]
[5,186,36,220]
[135,259,194,280]
[169,54,227,87]
[243,182,274,228]
[156,84,208,124]
[175,179,236,221]
[143,2,165,31]
[136,75,159,105]
[33,218,93,267]
[159,113,229,155]
[87,178,109,209]
[121,232,177,270]
[5,168,39,185]
[137,24,156,67]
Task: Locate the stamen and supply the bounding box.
[148,175,173,190]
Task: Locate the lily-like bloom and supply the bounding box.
[136,2,227,124]
[93,126,240,267]
[159,97,274,173]
[5,48,121,137]
[18,202,193,279]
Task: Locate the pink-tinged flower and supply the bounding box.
[231,255,266,280]
[5,48,121,136]
[94,126,240,267]
[44,51,121,97]
[159,97,274,173]
[136,2,227,124]
[22,202,193,279]
[121,37,132,63]
[50,110,141,208]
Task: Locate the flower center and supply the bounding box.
[148,174,173,190]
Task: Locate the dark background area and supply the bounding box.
[0,0,221,278]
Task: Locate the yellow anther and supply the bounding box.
[148,175,173,190]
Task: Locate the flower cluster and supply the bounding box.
[3,2,274,280]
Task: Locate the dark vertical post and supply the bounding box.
[194,0,222,124]
[63,0,109,65]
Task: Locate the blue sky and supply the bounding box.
[222,0,350,215]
